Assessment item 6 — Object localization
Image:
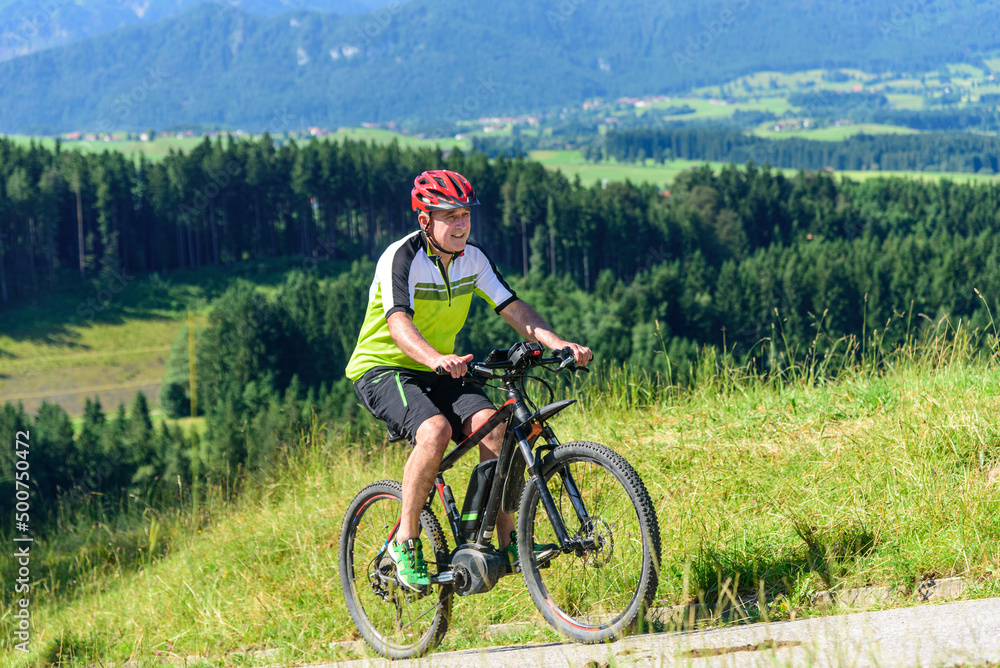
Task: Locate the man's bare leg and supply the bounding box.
[465,408,515,548]
[397,415,451,543]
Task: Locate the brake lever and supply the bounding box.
[470,366,493,383]
[556,347,591,373]
[556,347,574,371]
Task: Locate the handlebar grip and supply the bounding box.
[554,346,593,373]
[435,365,446,375]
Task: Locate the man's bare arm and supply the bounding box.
[386,311,471,378]
[499,299,593,365]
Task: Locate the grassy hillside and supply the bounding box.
[5,336,999,664]
[696,64,1000,102]
[325,127,469,151]
[3,135,208,159]
[527,150,716,189]
[0,257,350,416]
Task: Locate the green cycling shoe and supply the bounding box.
[501,532,558,571]
[386,537,431,594]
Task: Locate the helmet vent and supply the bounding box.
[411,169,479,212]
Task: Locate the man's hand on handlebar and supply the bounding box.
[433,344,592,379]
[433,353,474,378]
[557,342,593,367]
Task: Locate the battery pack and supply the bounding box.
[459,459,497,542]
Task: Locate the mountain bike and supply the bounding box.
[338,342,661,659]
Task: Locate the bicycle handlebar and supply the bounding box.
[435,345,590,379]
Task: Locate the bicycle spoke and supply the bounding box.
[521,444,658,639]
[353,502,439,645]
[557,463,641,610]
[341,482,451,658]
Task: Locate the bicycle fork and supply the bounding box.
[518,425,594,555]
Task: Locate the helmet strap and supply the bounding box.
[420,217,460,257]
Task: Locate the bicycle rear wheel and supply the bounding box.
[518,441,660,643]
[339,480,452,659]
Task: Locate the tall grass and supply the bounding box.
[3,325,1000,665]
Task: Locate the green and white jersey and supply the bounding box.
[345,231,517,381]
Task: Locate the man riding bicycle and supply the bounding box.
[346,169,592,594]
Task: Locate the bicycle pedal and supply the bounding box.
[535,546,559,563]
[396,582,429,599]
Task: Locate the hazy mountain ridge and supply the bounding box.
[0,0,393,61]
[0,0,998,133]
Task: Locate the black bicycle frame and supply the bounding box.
[427,376,582,554]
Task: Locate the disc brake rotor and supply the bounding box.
[581,517,614,568]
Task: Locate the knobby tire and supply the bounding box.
[517,441,661,643]
[339,480,452,659]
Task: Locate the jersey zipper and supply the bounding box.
[433,255,453,306]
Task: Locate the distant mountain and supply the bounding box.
[1,0,998,134]
[0,0,394,61]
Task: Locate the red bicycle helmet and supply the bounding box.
[411,170,480,212]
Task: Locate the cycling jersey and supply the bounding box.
[345,231,517,381]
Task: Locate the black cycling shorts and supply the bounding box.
[353,366,495,446]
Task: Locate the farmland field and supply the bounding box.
[4,135,206,160]
[529,149,999,186]
[648,96,793,119]
[752,123,920,140]
[2,128,467,163]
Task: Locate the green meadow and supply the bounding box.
[2,128,467,164]
[3,135,207,160]
[527,150,712,188]
[646,96,794,120]
[0,257,351,416]
[325,127,469,152]
[528,150,999,187]
[751,122,920,141]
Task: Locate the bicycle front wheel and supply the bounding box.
[339,480,452,659]
[518,441,660,643]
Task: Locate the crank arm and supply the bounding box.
[429,570,458,585]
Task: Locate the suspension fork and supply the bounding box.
[558,466,591,529]
[541,424,591,528]
[503,383,591,550]
[499,385,571,548]
[517,421,598,549]
[515,430,568,547]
